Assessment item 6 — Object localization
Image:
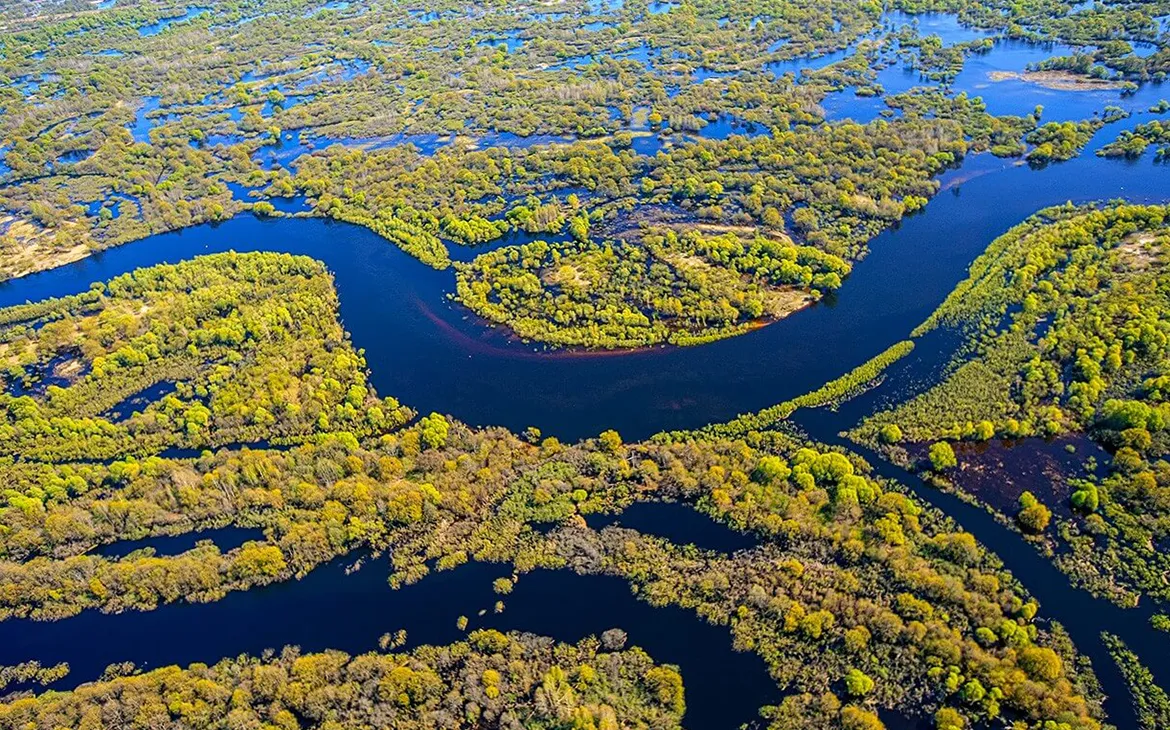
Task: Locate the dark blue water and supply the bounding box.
[3,13,1170,725]
[0,557,502,684]
[793,327,964,438]
[486,569,782,730]
[950,40,1166,120]
[100,380,179,422]
[692,114,768,140]
[92,526,264,559]
[0,552,782,730]
[765,47,853,78]
[792,414,1170,730]
[304,0,349,17]
[581,20,614,32]
[5,353,88,397]
[586,500,758,553]
[1,143,1166,445]
[129,97,181,143]
[446,227,573,263]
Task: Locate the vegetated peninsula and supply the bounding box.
[3,0,1167,348]
[0,631,688,730]
[0,254,1106,730]
[3,0,1170,727]
[853,203,1170,606]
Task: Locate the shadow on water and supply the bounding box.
[100,380,179,422]
[0,557,503,686]
[586,500,758,553]
[483,569,782,730]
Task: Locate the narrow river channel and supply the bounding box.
[0,23,1167,729]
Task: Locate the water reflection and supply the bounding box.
[586,500,758,553]
[0,144,1166,444]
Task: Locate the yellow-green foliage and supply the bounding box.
[856,202,1170,603]
[0,252,412,461]
[455,229,849,349]
[0,255,1104,730]
[0,633,686,730]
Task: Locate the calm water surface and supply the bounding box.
[2,144,1164,443]
[2,15,1169,727]
[0,545,782,730]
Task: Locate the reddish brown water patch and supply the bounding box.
[909,436,1108,516]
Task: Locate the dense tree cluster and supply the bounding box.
[0,254,1110,730]
[0,662,69,692]
[454,229,848,348]
[526,431,1105,730]
[3,0,1168,726]
[0,632,686,730]
[0,252,411,462]
[1025,117,1113,163]
[4,0,1142,349]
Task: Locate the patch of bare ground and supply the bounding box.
[0,216,92,281]
[988,69,1127,91]
[1115,231,1165,272]
[761,287,814,317]
[597,204,698,240]
[691,221,793,244]
[52,356,86,382]
[540,263,590,291]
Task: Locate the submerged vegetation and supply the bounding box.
[3,0,1167,347]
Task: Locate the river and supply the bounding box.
[0,531,786,730]
[0,18,1168,730]
[793,407,1170,730]
[2,138,1167,445]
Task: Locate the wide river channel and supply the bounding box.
[1,24,1168,730]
